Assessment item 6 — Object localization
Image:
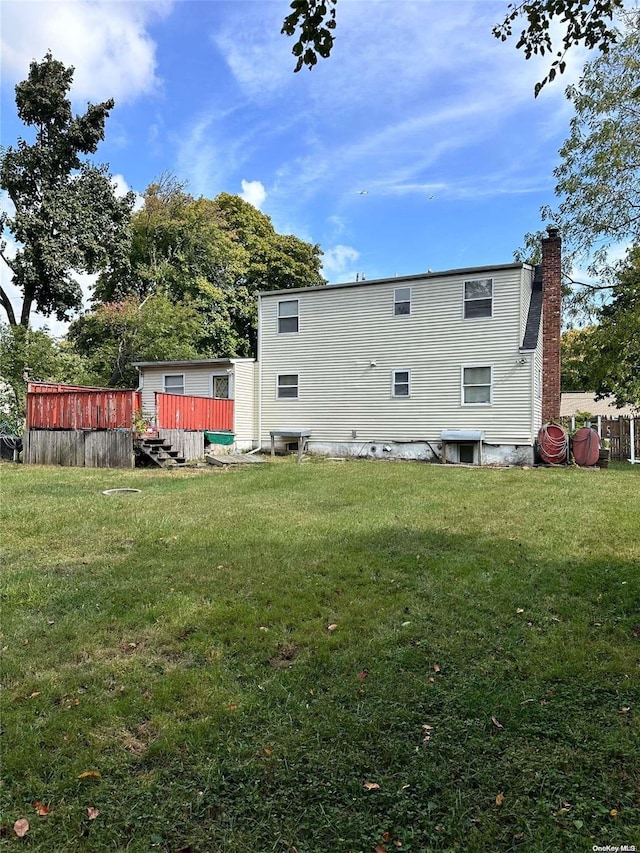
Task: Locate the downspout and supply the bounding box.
[257,293,263,451]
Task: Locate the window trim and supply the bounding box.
[461,364,493,406]
[393,286,411,317]
[276,373,299,400]
[392,368,411,398]
[162,373,185,395]
[463,278,493,319]
[278,299,299,334]
[211,372,233,400]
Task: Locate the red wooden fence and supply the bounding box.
[155,392,234,431]
[27,384,142,430]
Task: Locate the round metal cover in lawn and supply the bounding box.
[101,488,141,496]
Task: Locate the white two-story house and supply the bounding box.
[256,229,561,465]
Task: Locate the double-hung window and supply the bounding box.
[278,299,299,333]
[277,374,299,399]
[462,366,492,404]
[464,279,493,318]
[392,369,410,398]
[394,287,411,316]
[163,374,185,395]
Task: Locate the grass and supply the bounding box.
[1,458,639,852]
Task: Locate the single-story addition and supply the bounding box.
[256,228,562,465]
[132,358,257,452]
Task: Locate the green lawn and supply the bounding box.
[1,459,639,852]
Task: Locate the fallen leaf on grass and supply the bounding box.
[381,831,392,842]
[327,624,338,631]
[375,845,386,853]
[77,770,101,780]
[516,608,524,614]
[32,801,49,816]
[357,670,369,680]
[617,707,631,714]
[422,724,433,742]
[13,819,29,837]
[491,716,504,729]
[428,676,435,683]
[610,809,618,819]
[225,704,238,711]
[496,792,505,806]
[433,663,441,673]
[29,692,41,699]
[86,807,100,820]
[363,781,380,790]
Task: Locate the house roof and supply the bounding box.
[560,392,636,417]
[520,264,543,351]
[132,358,254,369]
[258,262,529,298]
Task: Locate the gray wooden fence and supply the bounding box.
[158,429,205,461]
[24,430,135,468]
[558,415,640,462]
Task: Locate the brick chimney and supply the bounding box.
[541,226,562,423]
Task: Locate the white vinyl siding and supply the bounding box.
[278,299,299,334]
[232,360,257,447]
[259,265,537,447]
[394,287,411,316]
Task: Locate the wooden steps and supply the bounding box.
[136,436,187,468]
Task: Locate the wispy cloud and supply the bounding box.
[0,0,172,105]
[322,244,360,280]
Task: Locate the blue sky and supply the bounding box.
[1,0,588,334]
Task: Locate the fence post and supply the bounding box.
[631,417,637,464]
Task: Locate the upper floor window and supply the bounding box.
[464,279,493,318]
[394,287,411,316]
[278,299,299,333]
[163,374,184,395]
[462,366,492,404]
[277,374,299,399]
[212,374,232,399]
[392,369,411,397]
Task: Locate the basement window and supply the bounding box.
[464,279,493,318]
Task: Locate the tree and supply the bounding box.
[517,12,639,320]
[0,323,88,431]
[281,0,625,94]
[94,178,326,357]
[0,52,134,328]
[561,326,596,391]
[67,296,204,388]
[583,244,640,409]
[543,11,640,274]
